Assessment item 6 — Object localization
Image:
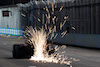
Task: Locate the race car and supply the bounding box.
[12,41,55,58]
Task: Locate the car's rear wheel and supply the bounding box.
[13,44,26,58]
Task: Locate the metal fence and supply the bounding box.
[65,0,100,34]
[26,0,100,34]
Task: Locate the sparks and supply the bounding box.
[22,0,79,67]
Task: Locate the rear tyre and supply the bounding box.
[13,44,26,58]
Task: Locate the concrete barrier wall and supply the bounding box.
[52,33,99,48]
[0,27,23,36]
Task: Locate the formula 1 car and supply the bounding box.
[12,42,55,58]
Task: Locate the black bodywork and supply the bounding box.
[12,43,55,58]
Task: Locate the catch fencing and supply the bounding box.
[27,0,100,34]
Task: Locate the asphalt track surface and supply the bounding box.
[0,35,100,67]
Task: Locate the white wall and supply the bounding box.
[0,7,21,29]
